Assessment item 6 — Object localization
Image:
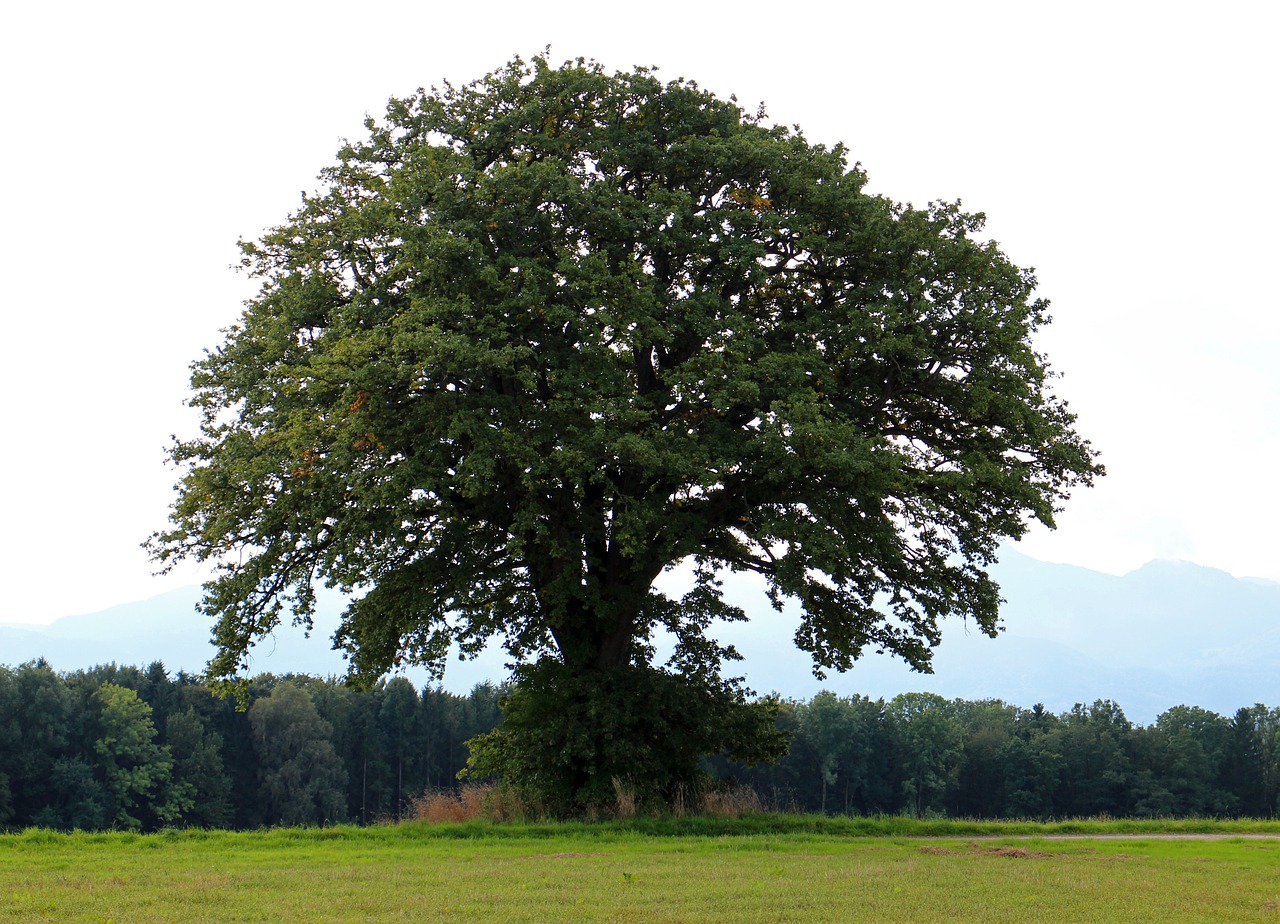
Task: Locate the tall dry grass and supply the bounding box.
[698,784,763,818]
[408,784,535,824]
[610,777,637,819]
[408,780,766,824]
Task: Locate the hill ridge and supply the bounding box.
[3,549,1278,721]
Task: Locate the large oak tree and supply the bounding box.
[151,54,1099,807]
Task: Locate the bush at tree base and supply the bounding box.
[463,659,787,813]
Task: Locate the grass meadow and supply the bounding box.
[3,818,1279,922]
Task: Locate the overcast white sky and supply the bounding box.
[1,1,1276,625]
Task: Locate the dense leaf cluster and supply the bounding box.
[0,661,499,831]
[148,53,1102,809]
[462,660,788,811]
[151,54,1099,690]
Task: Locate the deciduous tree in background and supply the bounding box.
[150,54,1100,809]
[93,683,187,829]
[165,707,235,828]
[249,682,348,826]
[3,661,74,825]
[889,692,964,818]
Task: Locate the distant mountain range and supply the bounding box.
[0,584,496,695]
[3,549,1278,723]
[710,550,1280,723]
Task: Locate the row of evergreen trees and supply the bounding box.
[0,660,499,831]
[725,692,1280,818]
[4,659,1280,829]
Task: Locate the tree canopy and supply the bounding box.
[151,54,1099,807]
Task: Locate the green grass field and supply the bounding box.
[3,819,1279,922]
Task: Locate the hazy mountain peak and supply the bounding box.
[3,551,1279,722]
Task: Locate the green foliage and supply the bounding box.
[1227,704,1280,815]
[1,661,73,825]
[148,51,1100,806]
[377,677,421,819]
[165,708,235,828]
[31,759,109,831]
[93,683,187,829]
[786,692,893,814]
[7,659,1280,827]
[248,683,348,826]
[463,659,787,812]
[149,52,1103,677]
[887,693,964,818]
[0,663,501,831]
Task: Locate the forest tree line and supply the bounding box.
[720,692,1280,819]
[0,660,500,831]
[3,659,1280,830]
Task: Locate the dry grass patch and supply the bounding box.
[918,843,1057,859]
[408,783,534,823]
